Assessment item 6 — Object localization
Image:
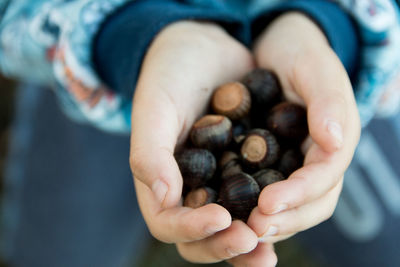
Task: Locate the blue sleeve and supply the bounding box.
[93,0,249,101]
[251,0,360,79]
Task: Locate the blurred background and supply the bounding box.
[0,76,399,267]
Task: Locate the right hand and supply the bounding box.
[129,21,277,267]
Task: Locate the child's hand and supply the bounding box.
[130,21,277,266]
[247,12,361,243]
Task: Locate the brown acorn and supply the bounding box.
[278,149,304,177]
[219,151,242,179]
[253,169,285,190]
[240,129,280,169]
[211,82,251,120]
[184,187,217,209]
[219,172,260,221]
[242,69,281,108]
[267,102,308,142]
[190,115,232,151]
[219,151,239,169]
[175,148,216,189]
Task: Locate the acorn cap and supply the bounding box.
[241,129,280,169]
[253,169,285,190]
[278,149,304,177]
[242,69,281,107]
[212,82,251,120]
[219,172,260,221]
[267,102,308,142]
[175,148,216,189]
[190,115,232,151]
[219,151,239,169]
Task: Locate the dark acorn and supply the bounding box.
[219,151,239,169]
[267,102,308,142]
[219,172,260,221]
[278,149,304,177]
[211,82,251,120]
[232,117,252,137]
[253,169,285,190]
[219,151,242,179]
[184,187,217,209]
[240,129,280,169]
[242,68,281,108]
[190,115,232,151]
[175,149,216,189]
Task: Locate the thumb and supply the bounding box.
[292,47,354,153]
[130,88,183,209]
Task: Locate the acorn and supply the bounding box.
[190,115,232,151]
[278,149,304,177]
[232,117,252,137]
[267,102,308,142]
[219,151,242,179]
[219,172,260,221]
[253,169,285,190]
[211,82,251,120]
[240,129,280,169]
[242,68,281,108]
[184,187,217,209]
[219,151,239,169]
[175,148,216,189]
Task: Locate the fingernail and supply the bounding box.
[152,179,168,205]
[204,225,226,235]
[327,119,343,148]
[258,225,278,243]
[270,203,288,215]
[225,248,240,257]
[263,225,278,237]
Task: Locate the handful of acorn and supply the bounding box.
[175,69,308,221]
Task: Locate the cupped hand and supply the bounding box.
[130,21,277,266]
[247,12,361,244]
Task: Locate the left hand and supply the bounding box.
[246,12,361,244]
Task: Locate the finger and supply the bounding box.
[130,86,184,208]
[258,140,347,215]
[176,220,258,263]
[134,179,231,243]
[249,179,343,242]
[291,45,360,153]
[227,242,277,267]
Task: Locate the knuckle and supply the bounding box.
[146,222,172,244]
[129,149,146,177]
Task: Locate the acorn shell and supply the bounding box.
[175,149,216,189]
[219,151,242,179]
[278,149,304,177]
[242,68,281,108]
[219,172,260,221]
[240,129,280,169]
[184,187,217,209]
[190,115,232,151]
[253,169,285,190]
[267,102,308,142]
[211,82,251,120]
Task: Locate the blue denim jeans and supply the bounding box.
[0,85,151,267]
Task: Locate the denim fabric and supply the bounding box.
[0,86,150,267]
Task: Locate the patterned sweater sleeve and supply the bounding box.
[0,0,248,133]
[334,0,400,126]
[0,0,138,133]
